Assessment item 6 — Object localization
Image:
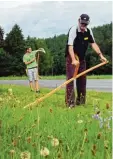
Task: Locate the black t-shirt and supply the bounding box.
[65,25,95,61]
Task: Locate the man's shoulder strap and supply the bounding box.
[68,26,78,37]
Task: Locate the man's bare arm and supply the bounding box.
[24,58,35,65]
[90,43,107,62]
[68,46,79,65]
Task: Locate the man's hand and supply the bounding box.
[99,54,107,62]
[31,58,35,63]
[72,59,79,66]
[25,58,36,65]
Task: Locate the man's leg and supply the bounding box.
[27,69,34,91]
[35,80,40,92]
[29,81,34,91]
[65,55,76,107]
[33,68,40,92]
[76,61,86,105]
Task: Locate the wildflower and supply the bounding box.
[85,138,89,143]
[26,137,32,143]
[8,88,13,95]
[92,114,99,119]
[91,144,96,156]
[77,120,83,124]
[12,139,17,147]
[20,151,31,159]
[51,138,59,147]
[10,150,15,157]
[47,135,53,139]
[104,140,109,149]
[0,97,3,102]
[40,147,50,157]
[97,133,102,139]
[93,144,96,151]
[49,108,53,113]
[16,100,20,104]
[32,143,36,147]
[18,136,21,139]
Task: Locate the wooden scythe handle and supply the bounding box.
[23,61,108,109]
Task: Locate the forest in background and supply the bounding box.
[0,23,112,76]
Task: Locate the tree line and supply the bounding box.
[0,23,112,76]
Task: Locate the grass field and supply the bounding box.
[0,85,112,159]
[0,75,112,80]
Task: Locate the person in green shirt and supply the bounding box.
[23,47,40,93]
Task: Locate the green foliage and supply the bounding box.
[4,24,25,55]
[0,26,4,47]
[1,24,26,75]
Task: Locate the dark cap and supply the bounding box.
[79,14,90,25]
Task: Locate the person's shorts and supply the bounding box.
[27,67,38,82]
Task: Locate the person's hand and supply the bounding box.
[71,59,79,66]
[31,58,36,63]
[99,54,107,63]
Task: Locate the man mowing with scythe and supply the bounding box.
[65,14,107,108]
[23,47,45,93]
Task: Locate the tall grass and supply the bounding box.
[0,85,112,159]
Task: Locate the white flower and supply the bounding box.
[92,114,99,119]
[40,147,50,157]
[20,151,31,159]
[77,120,83,124]
[51,138,59,147]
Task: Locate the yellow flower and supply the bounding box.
[8,88,13,95]
[40,147,50,157]
[0,97,3,102]
[51,138,59,147]
[20,151,31,159]
[16,100,20,103]
[77,120,83,124]
[10,150,15,156]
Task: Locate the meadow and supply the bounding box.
[0,84,112,159]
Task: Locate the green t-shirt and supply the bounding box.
[23,50,38,69]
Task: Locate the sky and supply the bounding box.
[0,0,112,38]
